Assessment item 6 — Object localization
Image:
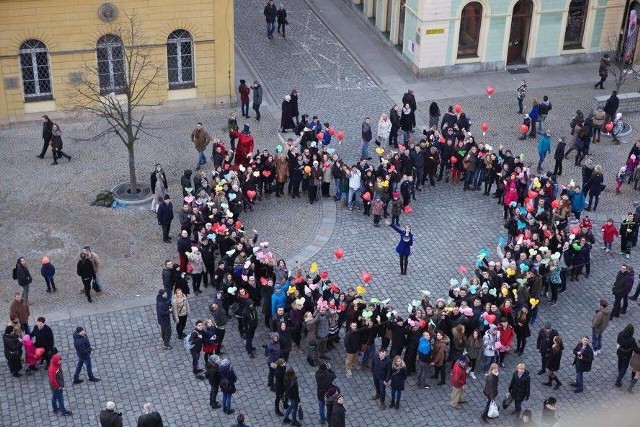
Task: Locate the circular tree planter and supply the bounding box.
[619,122,633,138]
[111,182,153,206]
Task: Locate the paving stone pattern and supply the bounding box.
[1,0,640,426]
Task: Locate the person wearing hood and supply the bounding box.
[508,363,531,416]
[49,123,71,165]
[270,279,291,318]
[389,223,413,275]
[48,353,72,416]
[156,289,172,349]
[591,299,611,355]
[450,355,468,409]
[615,324,637,387]
[72,327,99,384]
[180,169,192,197]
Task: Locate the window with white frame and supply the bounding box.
[19,39,53,101]
[96,34,126,94]
[167,29,194,88]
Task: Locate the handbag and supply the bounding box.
[502,392,514,409]
[488,400,500,418]
[297,403,304,420]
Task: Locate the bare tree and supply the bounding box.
[68,15,162,196]
[604,35,637,92]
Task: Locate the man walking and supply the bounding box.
[156,195,174,243]
[264,0,277,39]
[611,265,630,320]
[191,122,211,170]
[156,289,172,349]
[591,299,611,355]
[48,353,72,416]
[238,80,250,118]
[250,81,263,121]
[72,327,100,384]
[136,402,163,427]
[450,356,468,409]
[595,54,610,89]
[38,115,54,159]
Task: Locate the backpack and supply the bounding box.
[12,268,17,280]
[183,333,195,351]
[220,376,230,391]
[91,190,114,208]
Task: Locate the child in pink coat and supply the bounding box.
[22,334,41,372]
[601,218,620,252]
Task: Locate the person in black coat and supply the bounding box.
[372,348,392,408]
[389,105,400,148]
[205,355,222,409]
[136,403,163,427]
[604,90,619,123]
[242,299,259,358]
[156,195,174,243]
[264,0,277,39]
[189,321,205,377]
[508,363,531,416]
[552,137,566,176]
[571,336,594,393]
[315,362,337,425]
[38,115,54,158]
[31,317,55,367]
[584,166,604,211]
[76,253,96,303]
[542,336,563,389]
[615,324,637,387]
[3,326,23,377]
[150,164,168,210]
[536,323,559,375]
[402,89,417,129]
[280,95,295,132]
[330,394,346,427]
[99,401,123,427]
[273,359,287,416]
[276,5,287,37]
[155,289,172,349]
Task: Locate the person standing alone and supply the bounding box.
[48,354,72,416]
[238,80,250,118]
[517,80,527,114]
[191,122,212,170]
[250,81,263,121]
[264,0,277,39]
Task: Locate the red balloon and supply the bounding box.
[404,205,413,214]
[570,226,580,235]
[454,104,462,113]
[328,127,336,136]
[320,271,329,280]
[438,135,446,143]
[362,192,372,201]
[551,199,559,209]
[528,190,538,199]
[316,132,324,140]
[486,86,495,96]
[246,190,256,200]
[333,248,344,259]
[35,347,45,358]
[361,271,372,283]
[520,124,529,134]
[481,123,489,133]
[605,122,614,132]
[336,131,345,141]
[262,170,271,177]
[450,156,458,164]
[235,220,243,229]
[526,204,534,213]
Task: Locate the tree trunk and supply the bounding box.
[127,143,138,193]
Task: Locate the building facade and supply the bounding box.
[349,0,640,75]
[0,0,234,126]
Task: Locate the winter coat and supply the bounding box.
[156,201,174,226]
[546,344,563,372]
[344,329,360,354]
[16,264,33,288]
[612,271,629,296]
[572,343,594,372]
[508,370,531,400]
[378,119,392,139]
[22,335,38,366]
[390,224,413,256]
[554,141,566,161]
[264,3,277,22]
[76,259,96,281]
[48,353,63,390]
[585,173,604,197]
[186,251,205,274]
[389,366,408,390]
[171,295,189,321]
[315,366,337,401]
[191,128,211,152]
[9,298,29,323]
[591,306,611,333]
[100,409,123,427]
[616,331,637,360]
[73,332,92,359]
[483,372,499,400]
[372,353,391,380]
[465,335,483,360]
[30,324,54,353]
[602,223,620,243]
[629,342,640,371]
[331,402,346,427]
[218,364,237,394]
[432,336,450,366]
[40,263,55,279]
[156,293,172,326]
[451,360,467,388]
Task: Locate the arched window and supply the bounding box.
[564,0,589,49]
[19,40,52,100]
[96,34,126,94]
[458,2,483,58]
[167,30,194,88]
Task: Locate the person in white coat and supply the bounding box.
[377,113,392,147]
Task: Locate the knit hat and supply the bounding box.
[75,326,84,334]
[158,288,166,295]
[164,194,171,200]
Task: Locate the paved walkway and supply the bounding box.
[0,0,639,426]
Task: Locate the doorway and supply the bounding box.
[398,0,406,49]
[507,0,534,65]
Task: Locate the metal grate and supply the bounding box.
[19,39,52,99]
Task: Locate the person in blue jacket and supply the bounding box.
[389,223,413,275]
[271,280,291,318]
[536,132,551,172]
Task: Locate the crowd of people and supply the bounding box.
[6,64,640,426]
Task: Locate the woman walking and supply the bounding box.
[481,363,499,423]
[171,288,190,339]
[76,253,96,303]
[615,324,636,387]
[388,223,413,275]
[508,363,531,417]
[49,123,71,165]
[389,356,408,410]
[542,336,564,389]
[282,368,302,426]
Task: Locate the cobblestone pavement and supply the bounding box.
[1,0,640,425]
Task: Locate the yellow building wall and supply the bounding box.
[0,0,234,125]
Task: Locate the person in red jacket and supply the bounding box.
[497,317,515,367]
[230,124,255,167]
[601,218,620,252]
[450,356,468,409]
[48,353,72,416]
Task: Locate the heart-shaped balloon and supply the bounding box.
[228,193,237,201]
[262,170,272,177]
[485,314,496,324]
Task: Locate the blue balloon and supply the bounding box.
[517,220,526,229]
[498,236,506,246]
